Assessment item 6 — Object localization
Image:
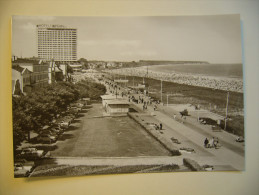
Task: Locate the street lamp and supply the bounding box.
[224,91,230,131]
[160,80,163,103]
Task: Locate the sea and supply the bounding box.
[146,64,243,79]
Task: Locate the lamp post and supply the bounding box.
[224,92,229,131]
[160,80,163,103]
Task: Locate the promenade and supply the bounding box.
[30,73,244,177]
[105,80,245,171]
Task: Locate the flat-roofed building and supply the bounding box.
[101,95,129,115]
[101,94,118,107]
[105,100,129,115]
[37,24,77,63]
[69,64,82,72]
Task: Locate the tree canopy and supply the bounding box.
[12,80,106,149]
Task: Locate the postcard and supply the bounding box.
[12,15,244,177]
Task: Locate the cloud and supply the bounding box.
[80,39,141,47]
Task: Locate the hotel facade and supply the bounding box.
[37,24,77,63]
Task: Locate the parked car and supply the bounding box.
[51,127,63,135]
[20,148,44,159]
[14,159,35,172]
[60,121,70,128]
[236,136,245,142]
[36,134,56,144]
[14,164,30,177]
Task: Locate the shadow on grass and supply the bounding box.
[58,133,74,141]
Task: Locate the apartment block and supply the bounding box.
[37,24,77,63]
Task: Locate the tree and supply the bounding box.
[12,79,106,148]
[78,58,88,69]
[14,80,22,95]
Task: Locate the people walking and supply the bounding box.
[209,137,214,148]
[204,138,209,148]
[160,123,163,130]
[214,137,220,148]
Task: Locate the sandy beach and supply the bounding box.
[105,67,243,93]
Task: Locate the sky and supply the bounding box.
[12,15,242,63]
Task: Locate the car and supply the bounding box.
[51,127,63,135]
[14,159,35,172]
[14,165,30,177]
[39,129,59,137]
[60,121,70,128]
[236,136,245,142]
[36,134,56,144]
[20,148,44,159]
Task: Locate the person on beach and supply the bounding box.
[160,123,163,130]
[209,137,214,148]
[214,137,219,148]
[204,138,209,148]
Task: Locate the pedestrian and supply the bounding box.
[214,137,219,148]
[160,123,163,130]
[209,137,214,148]
[173,114,176,120]
[204,138,209,148]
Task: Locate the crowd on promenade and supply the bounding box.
[105,67,243,93]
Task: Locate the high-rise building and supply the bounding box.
[37,24,77,63]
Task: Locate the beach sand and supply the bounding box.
[106,67,243,93]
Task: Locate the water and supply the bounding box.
[147,64,243,78]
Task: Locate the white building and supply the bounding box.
[100,95,129,115]
[37,24,77,63]
[105,100,129,115]
[69,64,82,72]
[12,65,32,94]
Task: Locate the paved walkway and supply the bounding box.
[104,81,245,171]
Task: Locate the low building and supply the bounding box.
[13,58,49,88]
[12,65,32,94]
[59,64,68,79]
[101,94,129,115]
[101,94,121,107]
[105,100,129,115]
[69,64,82,72]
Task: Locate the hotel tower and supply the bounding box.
[37,24,77,63]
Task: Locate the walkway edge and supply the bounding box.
[128,113,181,156]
